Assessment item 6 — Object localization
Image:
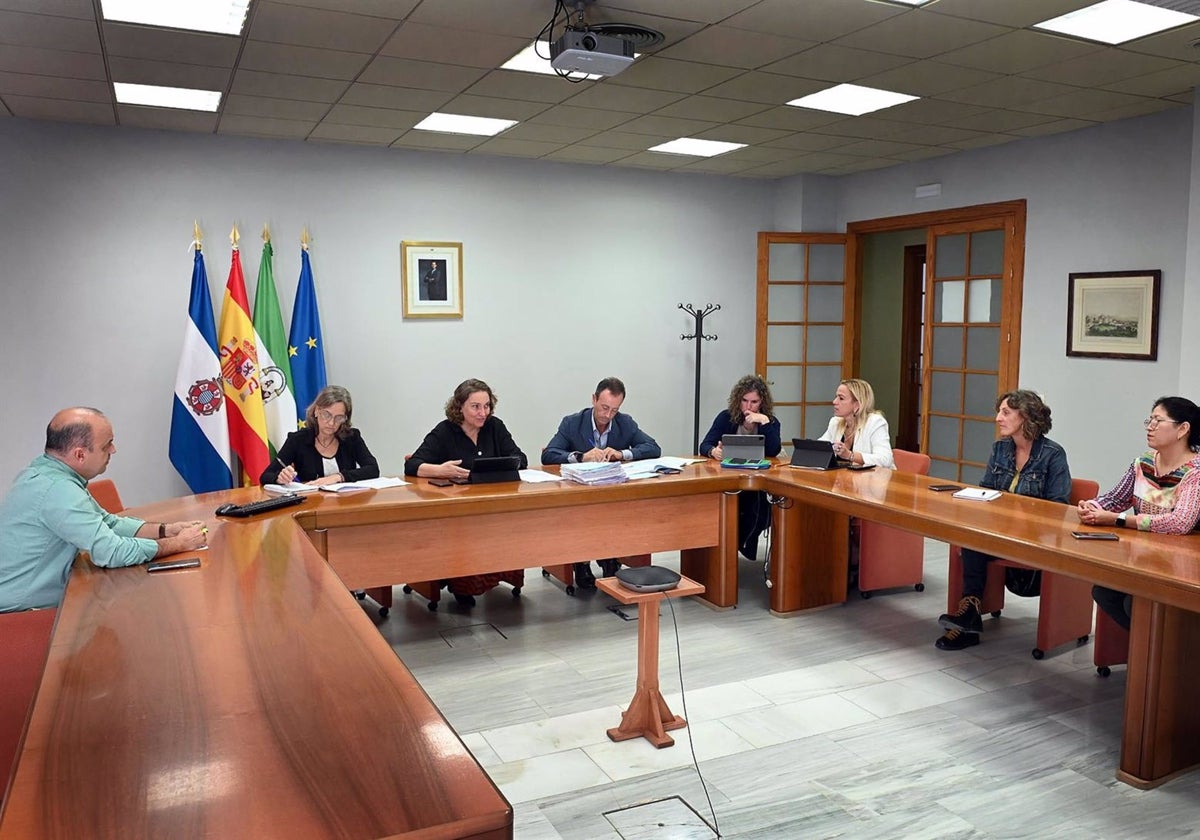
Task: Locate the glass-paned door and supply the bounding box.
[923,222,1012,482]
[757,233,848,444]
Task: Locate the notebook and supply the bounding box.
[789,438,846,471]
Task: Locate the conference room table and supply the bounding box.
[3,459,1198,837]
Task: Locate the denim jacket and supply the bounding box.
[981,435,1072,504]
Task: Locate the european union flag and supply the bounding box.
[287,247,327,427]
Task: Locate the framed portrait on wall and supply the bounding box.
[401,241,463,318]
[1066,270,1161,360]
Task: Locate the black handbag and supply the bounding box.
[1004,566,1042,597]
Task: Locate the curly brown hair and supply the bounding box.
[726,375,774,425]
[996,390,1052,440]
[444,378,496,425]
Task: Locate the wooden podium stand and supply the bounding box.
[596,574,705,748]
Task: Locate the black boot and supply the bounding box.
[573,562,596,590]
[938,596,983,633]
[453,593,476,608]
[598,559,621,578]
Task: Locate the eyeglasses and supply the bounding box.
[317,409,347,426]
[1144,417,1180,429]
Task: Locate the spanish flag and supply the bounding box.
[217,234,270,485]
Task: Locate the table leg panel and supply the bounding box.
[681,491,738,608]
[769,500,849,614]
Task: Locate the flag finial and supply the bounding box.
[301,226,311,251]
[262,224,270,244]
[230,224,240,250]
[193,221,203,250]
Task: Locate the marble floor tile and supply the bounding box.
[743,659,882,705]
[603,797,717,839]
[828,707,989,765]
[721,692,879,748]
[584,719,753,781]
[841,669,981,718]
[488,749,611,805]
[659,680,773,724]
[481,704,628,762]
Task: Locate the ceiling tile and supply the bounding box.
[692,123,792,145]
[500,122,599,144]
[542,145,632,164]
[925,0,1090,28]
[947,133,1020,150]
[655,25,813,69]
[938,30,1101,75]
[1082,99,1181,123]
[612,150,687,169]
[721,145,804,164]
[724,0,902,42]
[0,44,105,79]
[0,71,109,102]
[1021,50,1182,88]
[4,94,112,123]
[883,124,984,145]
[338,83,453,112]
[248,1,395,52]
[735,105,843,132]
[0,9,100,52]
[107,57,232,90]
[1122,20,1200,63]
[1104,64,1200,98]
[103,23,241,67]
[310,121,403,144]
[856,60,1000,98]
[607,0,760,24]
[468,137,563,158]
[240,41,373,80]
[525,104,639,130]
[607,57,744,94]
[118,105,217,132]
[224,93,330,120]
[562,83,686,113]
[1010,117,1096,138]
[381,22,527,69]
[652,94,770,123]
[675,155,766,174]
[218,113,317,139]
[577,129,672,150]
[739,159,825,177]
[391,129,486,151]
[407,0,568,38]
[808,116,915,140]
[701,72,823,106]
[269,0,418,17]
[0,1,93,18]
[833,11,1009,60]
[230,70,349,102]
[952,109,1057,132]
[761,132,854,152]
[764,44,913,83]
[616,113,718,137]
[891,146,956,162]
[836,138,925,158]
[438,93,549,120]
[1024,88,1154,119]
[940,76,1080,109]
[880,98,992,126]
[463,70,590,105]
[358,56,486,91]
[322,103,424,129]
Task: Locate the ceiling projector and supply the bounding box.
[550,29,634,76]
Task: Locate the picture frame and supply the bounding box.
[401,241,463,318]
[1066,270,1161,360]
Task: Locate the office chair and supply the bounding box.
[1093,607,1130,677]
[0,608,57,807]
[856,449,931,597]
[946,477,1100,659]
[88,478,125,514]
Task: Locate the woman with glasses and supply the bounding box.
[936,390,1072,651]
[259,385,379,487]
[1079,396,1200,630]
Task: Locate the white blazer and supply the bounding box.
[818,413,895,469]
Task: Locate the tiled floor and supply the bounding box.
[371,541,1200,839]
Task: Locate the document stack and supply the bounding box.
[560,462,628,485]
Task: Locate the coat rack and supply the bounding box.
[679,303,720,454]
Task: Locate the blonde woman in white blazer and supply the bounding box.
[818,379,895,469]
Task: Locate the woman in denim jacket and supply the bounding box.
[936,390,1072,651]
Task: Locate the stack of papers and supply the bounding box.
[318,476,408,493]
[561,462,628,485]
[953,487,1001,501]
[264,482,319,495]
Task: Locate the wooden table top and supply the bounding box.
[0,514,511,839]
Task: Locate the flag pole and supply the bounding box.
[230,224,240,250]
[301,226,311,251]
[194,220,203,251]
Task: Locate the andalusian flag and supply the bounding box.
[169,244,234,493]
[251,236,296,454]
[288,240,327,427]
[218,233,271,484]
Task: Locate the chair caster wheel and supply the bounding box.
[915,582,925,592]
[354,590,366,600]
[1097,666,1111,677]
[991,610,1002,618]
[1077,634,1089,645]
[566,585,576,596]
[542,569,550,577]
[403,585,413,594]
[378,607,389,618]
[1032,648,1045,660]
[512,587,521,598]
[860,591,872,599]
[427,601,438,612]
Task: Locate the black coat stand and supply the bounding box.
[679,303,719,455]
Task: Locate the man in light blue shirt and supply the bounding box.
[0,407,208,612]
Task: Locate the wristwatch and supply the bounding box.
[1116,513,1127,529]
[158,523,167,539]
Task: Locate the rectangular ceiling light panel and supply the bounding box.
[101,0,251,36]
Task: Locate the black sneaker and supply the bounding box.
[938,596,983,634]
[598,559,621,578]
[935,628,980,650]
[573,562,597,590]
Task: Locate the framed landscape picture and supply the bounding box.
[1066,270,1161,360]
[401,241,463,318]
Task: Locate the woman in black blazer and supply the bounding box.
[260,385,379,486]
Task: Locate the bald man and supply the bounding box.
[0,407,207,612]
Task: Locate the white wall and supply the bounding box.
[0,119,773,506]
[775,107,1195,485]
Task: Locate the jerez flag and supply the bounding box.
[169,247,234,493]
[218,241,271,484]
[288,243,327,426]
[251,238,297,453]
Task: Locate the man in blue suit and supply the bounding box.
[542,376,661,589]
